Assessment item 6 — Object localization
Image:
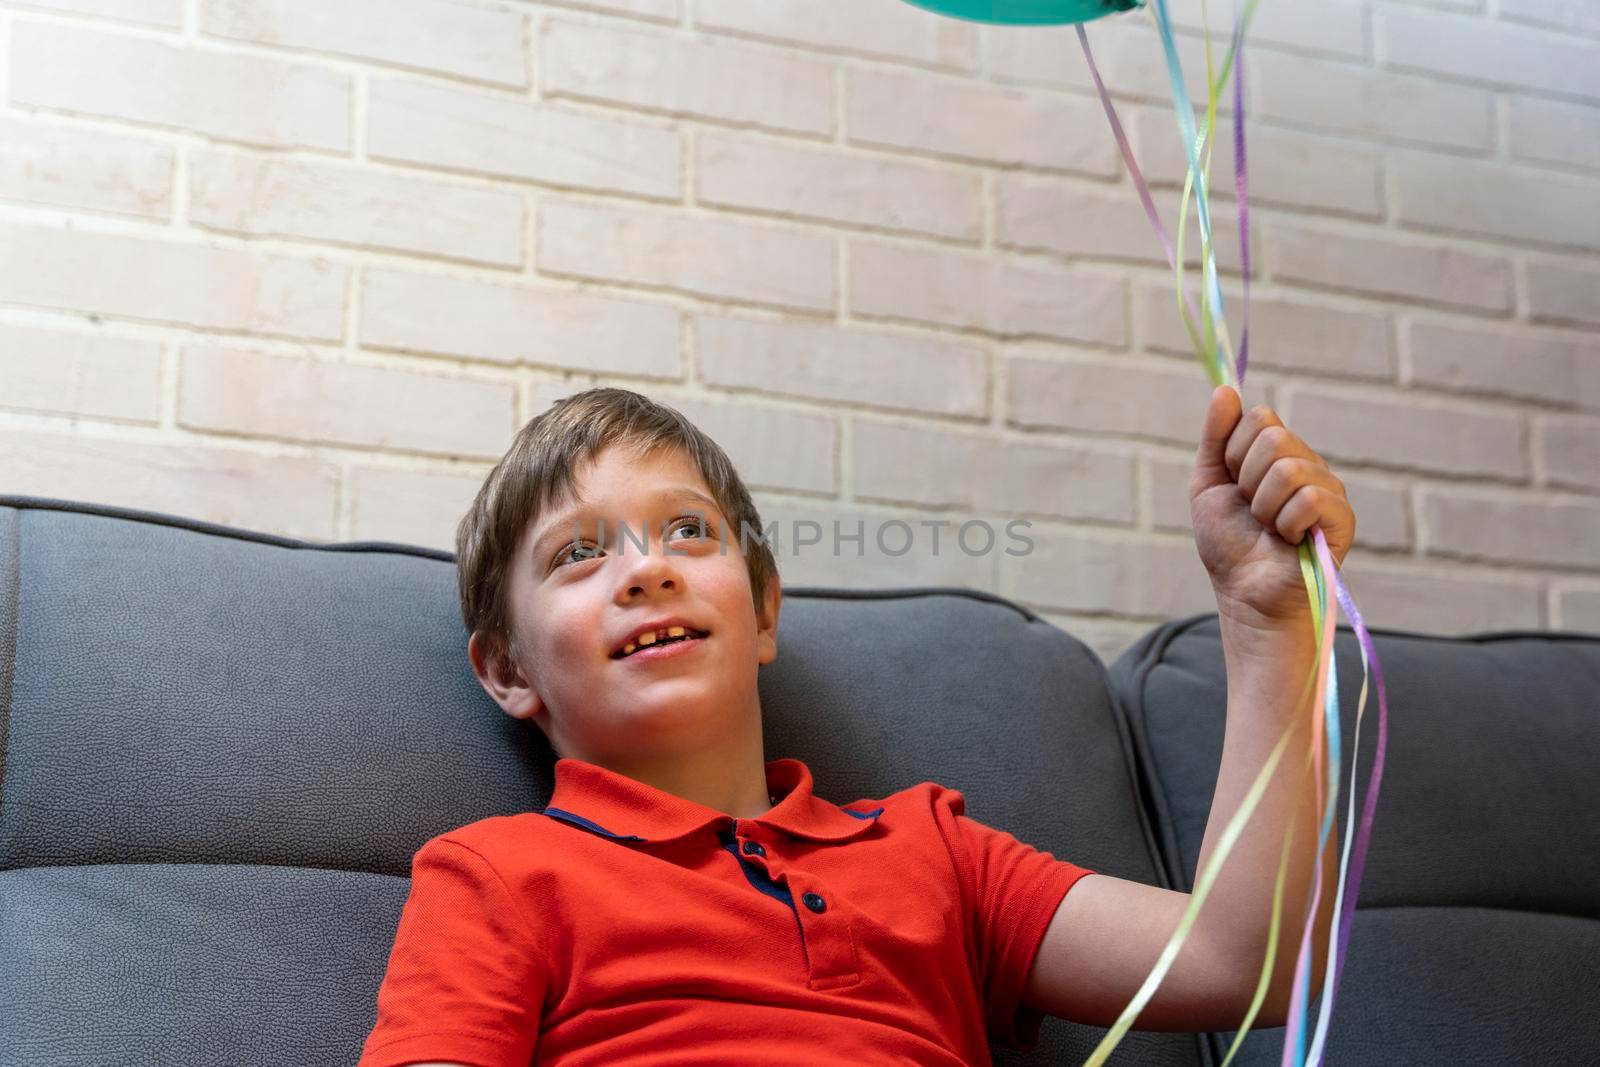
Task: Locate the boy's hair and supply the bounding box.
[455,387,779,666]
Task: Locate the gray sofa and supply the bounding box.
[0,494,1595,1066]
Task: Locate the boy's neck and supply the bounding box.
[588,714,775,820]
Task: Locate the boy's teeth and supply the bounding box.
[619,625,699,657]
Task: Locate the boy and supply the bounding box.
[358,383,1353,1066]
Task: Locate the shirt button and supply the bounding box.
[803,892,826,914]
[742,840,766,856]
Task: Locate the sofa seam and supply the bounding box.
[1104,633,1224,1065]
[1115,615,1222,1066]
[0,508,17,842]
[1097,633,1174,892]
[1128,616,1196,893]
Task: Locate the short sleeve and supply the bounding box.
[357,836,549,1067]
[938,787,1095,1053]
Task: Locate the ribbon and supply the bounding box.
[1074,4,1390,1065]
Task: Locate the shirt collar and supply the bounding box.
[542,756,884,846]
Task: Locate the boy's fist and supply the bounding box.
[1189,386,1356,630]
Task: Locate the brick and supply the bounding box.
[1526,259,1600,330]
[368,79,680,201]
[1422,489,1600,569]
[1039,613,1152,666]
[1536,414,1600,493]
[695,0,979,70]
[0,427,337,539]
[852,420,1135,523]
[1555,585,1600,632]
[0,114,171,220]
[539,201,834,313]
[1381,9,1600,102]
[996,175,1258,275]
[179,346,514,459]
[189,147,523,266]
[1132,108,1383,219]
[1343,477,1416,553]
[748,494,994,591]
[1145,455,1195,532]
[10,21,349,151]
[1135,281,1395,381]
[201,0,526,87]
[528,380,838,496]
[1406,321,1600,410]
[1146,454,1411,551]
[1392,150,1600,254]
[850,243,1125,346]
[1337,562,1542,634]
[1508,96,1600,176]
[846,69,1118,176]
[1281,385,1525,479]
[1498,0,1600,36]
[0,323,162,424]
[1156,0,1367,61]
[695,315,986,417]
[696,133,981,241]
[542,0,677,20]
[348,464,490,550]
[1391,0,1488,13]
[0,220,346,340]
[1252,50,1493,153]
[999,528,1216,617]
[13,0,180,26]
[639,395,837,496]
[362,268,681,379]
[985,19,1232,105]
[1268,224,1513,316]
[541,19,832,137]
[1007,355,1211,446]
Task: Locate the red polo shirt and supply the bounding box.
[359,756,1095,1067]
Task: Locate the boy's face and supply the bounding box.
[468,442,780,764]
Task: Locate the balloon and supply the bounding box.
[899,0,1143,25]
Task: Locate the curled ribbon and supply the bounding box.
[1073,3,1391,1065]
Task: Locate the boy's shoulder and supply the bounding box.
[414,811,553,867]
[864,777,968,814]
[836,778,976,833]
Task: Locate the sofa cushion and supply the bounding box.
[0,495,1196,1066]
[1109,614,1600,1066]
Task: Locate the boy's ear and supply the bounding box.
[755,575,782,666]
[467,629,548,727]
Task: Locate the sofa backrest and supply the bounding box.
[0,495,1195,1066]
[1110,615,1600,1066]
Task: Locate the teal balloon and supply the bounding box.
[899,0,1143,25]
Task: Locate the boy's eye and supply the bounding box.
[666,515,711,541]
[555,541,602,567]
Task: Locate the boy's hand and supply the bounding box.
[1189,386,1356,632]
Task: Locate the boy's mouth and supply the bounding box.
[611,624,710,659]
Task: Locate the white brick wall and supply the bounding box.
[1,0,1596,664]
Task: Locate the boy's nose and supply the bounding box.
[616,544,684,600]
[627,575,676,597]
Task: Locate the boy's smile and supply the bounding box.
[610,621,710,662]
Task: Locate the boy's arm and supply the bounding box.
[1023,624,1338,1030]
[1023,387,1350,1032]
